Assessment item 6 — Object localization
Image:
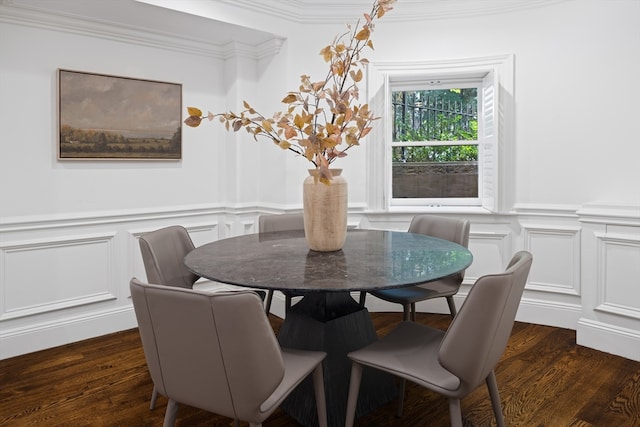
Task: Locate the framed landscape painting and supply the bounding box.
[58,69,182,160]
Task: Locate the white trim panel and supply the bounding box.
[522,224,581,296]
[0,233,117,321]
[595,232,640,320]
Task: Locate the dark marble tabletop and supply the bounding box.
[184,229,473,293]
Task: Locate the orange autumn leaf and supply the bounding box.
[183,0,396,183]
[355,26,370,41]
[284,126,298,139]
[350,69,363,83]
[262,120,273,132]
[187,107,203,117]
[319,45,332,62]
[278,140,291,150]
[345,134,359,146]
[282,94,297,104]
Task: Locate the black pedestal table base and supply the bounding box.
[277,292,397,427]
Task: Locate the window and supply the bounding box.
[366,55,513,213]
[391,83,479,205]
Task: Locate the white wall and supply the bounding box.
[1,0,639,361]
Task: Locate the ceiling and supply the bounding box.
[2,0,568,47]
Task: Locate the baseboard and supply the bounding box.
[515,297,582,330]
[577,318,640,362]
[364,292,582,329]
[0,306,137,360]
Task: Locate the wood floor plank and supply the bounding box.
[1,313,639,427]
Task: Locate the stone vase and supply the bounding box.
[303,169,348,252]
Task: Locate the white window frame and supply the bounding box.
[365,54,514,214]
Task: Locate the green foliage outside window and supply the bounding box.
[392,88,478,163]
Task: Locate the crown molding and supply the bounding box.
[213,0,571,23]
[0,0,283,60]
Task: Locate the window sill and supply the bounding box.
[385,205,495,215]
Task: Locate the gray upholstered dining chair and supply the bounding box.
[130,278,328,427]
[138,225,199,410]
[359,214,471,321]
[258,213,306,314]
[138,225,266,410]
[139,225,200,290]
[345,251,533,427]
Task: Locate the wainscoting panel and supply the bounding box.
[595,232,640,319]
[465,229,512,282]
[577,203,640,361]
[2,203,639,362]
[0,233,116,321]
[522,225,581,295]
[0,205,227,360]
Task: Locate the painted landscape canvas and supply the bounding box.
[58,70,182,160]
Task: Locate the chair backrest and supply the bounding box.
[408,214,471,282]
[139,225,199,288]
[130,278,286,422]
[438,251,533,394]
[259,213,305,233]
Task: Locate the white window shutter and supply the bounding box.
[480,70,499,212]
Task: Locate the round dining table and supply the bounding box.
[184,228,473,427]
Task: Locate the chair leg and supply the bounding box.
[358,291,367,307]
[446,296,457,318]
[402,304,410,321]
[265,290,274,314]
[486,370,505,427]
[396,378,406,417]
[234,420,240,427]
[345,363,363,427]
[150,385,159,410]
[448,398,463,427]
[312,364,328,427]
[163,399,179,427]
[410,303,417,321]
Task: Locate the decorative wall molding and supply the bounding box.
[212,0,571,23]
[240,219,257,235]
[1,201,639,361]
[465,230,512,282]
[0,1,283,60]
[0,204,226,233]
[513,203,580,218]
[0,206,235,360]
[221,38,285,61]
[578,202,640,226]
[522,224,581,295]
[0,233,117,321]
[577,202,640,362]
[594,232,640,320]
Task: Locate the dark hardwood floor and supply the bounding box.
[1,312,639,426]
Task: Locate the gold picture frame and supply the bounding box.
[58,69,182,160]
